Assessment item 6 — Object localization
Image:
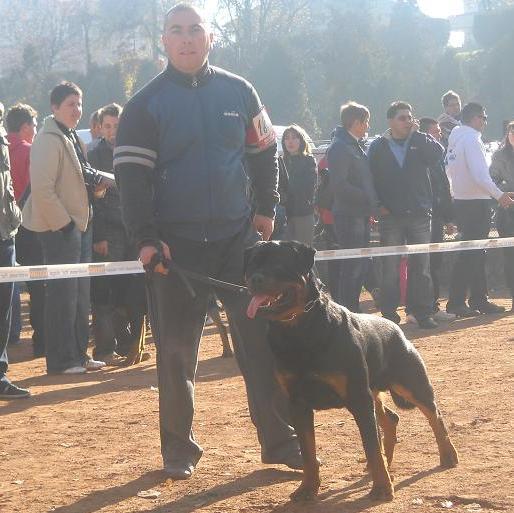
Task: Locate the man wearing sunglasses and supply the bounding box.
[445,102,514,317]
[369,101,445,329]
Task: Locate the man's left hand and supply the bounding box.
[253,214,274,241]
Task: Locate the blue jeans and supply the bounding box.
[334,215,370,312]
[0,238,15,388]
[39,226,92,373]
[379,213,433,320]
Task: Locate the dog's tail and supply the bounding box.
[389,389,416,410]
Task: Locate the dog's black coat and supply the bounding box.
[244,240,458,502]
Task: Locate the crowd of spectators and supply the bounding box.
[1,82,513,399]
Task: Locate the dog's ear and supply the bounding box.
[243,241,267,274]
[294,242,316,275]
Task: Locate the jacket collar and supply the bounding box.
[334,126,366,154]
[6,132,25,148]
[164,60,214,88]
[40,116,84,178]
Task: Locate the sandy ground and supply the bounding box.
[1,293,514,513]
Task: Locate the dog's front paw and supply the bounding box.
[290,480,320,501]
[440,443,459,468]
[368,483,394,501]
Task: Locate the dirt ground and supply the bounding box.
[1,293,514,513]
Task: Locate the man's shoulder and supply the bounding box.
[124,71,169,111]
[211,66,252,86]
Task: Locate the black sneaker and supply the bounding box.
[447,305,480,318]
[471,302,505,314]
[382,312,401,325]
[0,383,31,400]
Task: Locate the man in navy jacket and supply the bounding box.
[369,101,444,329]
[115,4,299,479]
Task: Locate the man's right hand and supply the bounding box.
[379,206,391,216]
[139,242,171,275]
[499,192,514,209]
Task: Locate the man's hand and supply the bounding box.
[93,240,109,256]
[139,242,171,275]
[379,206,391,216]
[253,214,274,241]
[498,192,514,209]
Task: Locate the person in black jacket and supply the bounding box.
[88,103,148,366]
[115,4,300,479]
[327,102,378,312]
[281,125,317,245]
[369,101,444,329]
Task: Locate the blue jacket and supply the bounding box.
[368,130,444,216]
[114,62,278,244]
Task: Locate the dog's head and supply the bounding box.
[244,240,317,322]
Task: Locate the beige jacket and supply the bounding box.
[22,116,90,232]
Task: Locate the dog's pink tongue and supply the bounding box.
[247,294,272,319]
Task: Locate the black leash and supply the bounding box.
[143,243,248,299]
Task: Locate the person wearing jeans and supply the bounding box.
[445,103,513,317]
[369,101,444,328]
[22,82,112,374]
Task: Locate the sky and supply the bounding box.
[417,0,465,18]
[204,0,466,20]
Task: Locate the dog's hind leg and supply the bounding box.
[390,383,459,469]
[208,302,233,358]
[374,393,399,469]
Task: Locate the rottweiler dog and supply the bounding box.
[244,240,458,502]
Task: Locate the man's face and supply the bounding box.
[162,8,213,75]
[426,122,441,142]
[445,98,461,118]
[470,111,487,133]
[389,109,413,139]
[20,117,37,144]
[352,115,370,140]
[52,94,82,129]
[100,115,119,146]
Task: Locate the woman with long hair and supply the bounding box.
[490,121,514,309]
[281,124,317,245]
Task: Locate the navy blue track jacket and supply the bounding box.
[114,62,279,244]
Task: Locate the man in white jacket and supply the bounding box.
[445,102,513,317]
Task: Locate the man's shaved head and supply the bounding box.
[163,3,208,32]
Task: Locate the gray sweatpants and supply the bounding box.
[147,222,297,467]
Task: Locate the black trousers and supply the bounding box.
[496,208,514,298]
[15,226,46,354]
[447,199,492,310]
[147,221,296,466]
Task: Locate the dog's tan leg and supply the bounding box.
[391,384,458,468]
[374,393,399,469]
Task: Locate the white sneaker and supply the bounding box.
[85,359,106,371]
[406,314,417,324]
[62,366,87,375]
[433,310,457,322]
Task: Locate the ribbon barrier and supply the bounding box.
[1,236,514,284]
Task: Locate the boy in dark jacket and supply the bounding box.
[369,101,444,329]
[327,101,378,312]
[88,103,147,365]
